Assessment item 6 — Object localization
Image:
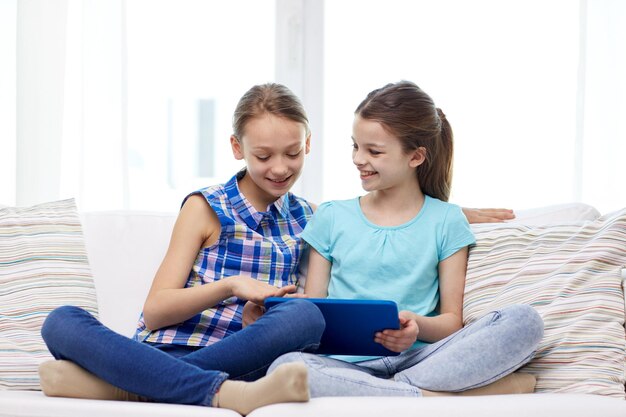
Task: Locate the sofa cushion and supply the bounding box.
[464,208,626,398]
[0,199,98,390]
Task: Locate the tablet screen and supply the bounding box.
[264,297,400,356]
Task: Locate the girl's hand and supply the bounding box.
[229,276,296,304]
[374,311,419,353]
[242,301,265,328]
[283,292,309,299]
[462,207,515,224]
[241,291,305,328]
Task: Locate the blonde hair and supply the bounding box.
[232,83,310,140]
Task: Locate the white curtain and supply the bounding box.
[0,0,17,205]
[16,0,127,210]
[59,0,128,210]
[15,0,67,206]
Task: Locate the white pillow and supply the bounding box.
[464,208,626,397]
[470,203,601,233]
[510,202,601,225]
[80,211,175,337]
[0,199,98,390]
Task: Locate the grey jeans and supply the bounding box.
[268,304,544,397]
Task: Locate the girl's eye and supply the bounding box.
[287,151,302,158]
[370,150,382,155]
[351,143,358,150]
[256,156,270,161]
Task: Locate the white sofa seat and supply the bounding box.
[252,394,626,417]
[0,390,236,417]
[1,391,624,417]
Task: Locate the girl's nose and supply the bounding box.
[272,158,289,176]
[352,149,365,166]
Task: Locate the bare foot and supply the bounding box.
[422,372,536,397]
[215,362,309,415]
[39,360,146,401]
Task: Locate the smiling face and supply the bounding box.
[351,115,425,193]
[231,113,310,210]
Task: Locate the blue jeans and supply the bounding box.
[268,304,544,397]
[41,299,325,406]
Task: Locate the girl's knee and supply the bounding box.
[298,300,326,335]
[502,304,544,346]
[274,299,326,335]
[41,305,92,342]
[267,352,306,374]
[282,299,324,321]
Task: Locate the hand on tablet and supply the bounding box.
[230,277,297,304]
[242,287,304,327]
[374,311,419,353]
[282,292,309,299]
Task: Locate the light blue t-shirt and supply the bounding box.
[301,195,475,361]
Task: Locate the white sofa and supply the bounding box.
[0,203,625,417]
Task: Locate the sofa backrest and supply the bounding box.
[80,211,176,337]
[77,203,603,337]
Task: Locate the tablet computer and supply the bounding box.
[264,297,400,356]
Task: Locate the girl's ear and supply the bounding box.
[409,147,427,168]
[230,135,244,160]
[305,134,311,154]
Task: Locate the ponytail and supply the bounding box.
[417,108,453,202]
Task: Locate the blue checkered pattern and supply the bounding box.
[134,170,313,346]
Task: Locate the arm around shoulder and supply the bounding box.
[462,207,515,224]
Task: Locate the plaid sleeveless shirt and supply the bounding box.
[134,171,313,346]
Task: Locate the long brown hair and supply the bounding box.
[355,81,453,201]
[232,83,310,140]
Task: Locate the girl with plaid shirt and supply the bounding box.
[39,83,325,414]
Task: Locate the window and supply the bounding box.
[323,0,581,210]
[125,0,276,210]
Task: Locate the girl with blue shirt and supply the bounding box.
[269,81,544,397]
